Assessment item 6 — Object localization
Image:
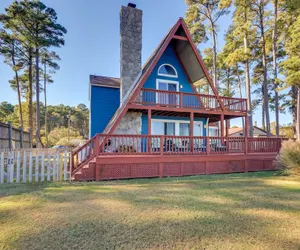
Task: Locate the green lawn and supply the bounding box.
[1,172,300,250]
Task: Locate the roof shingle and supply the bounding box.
[90,75,120,88]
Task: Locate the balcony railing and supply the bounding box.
[131,88,247,112]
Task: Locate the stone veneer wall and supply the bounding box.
[114,111,142,135]
[120,5,142,102]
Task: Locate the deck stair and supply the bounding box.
[72,158,96,181]
[71,134,101,181]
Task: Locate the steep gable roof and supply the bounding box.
[102,18,224,134]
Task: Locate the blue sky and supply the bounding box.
[0,0,291,127]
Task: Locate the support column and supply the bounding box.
[147,109,152,152]
[190,112,194,152]
[226,120,229,137]
[220,114,224,138]
[245,116,249,137]
[148,109,152,134]
[245,116,249,155]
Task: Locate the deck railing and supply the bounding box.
[71,134,283,172]
[97,134,281,156]
[131,88,247,112]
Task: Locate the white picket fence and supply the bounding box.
[0,149,70,184]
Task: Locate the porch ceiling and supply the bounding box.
[128,108,245,123]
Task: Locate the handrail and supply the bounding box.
[95,134,283,156]
[71,134,98,173]
[131,88,247,112]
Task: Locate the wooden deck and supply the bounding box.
[71,134,283,181]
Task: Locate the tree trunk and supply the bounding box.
[262,88,265,130]
[292,86,297,136]
[272,0,279,136]
[243,9,253,137]
[11,40,23,128]
[28,48,33,143]
[212,28,218,89]
[297,87,300,140]
[44,61,48,148]
[260,5,271,136]
[208,16,218,89]
[35,47,40,148]
[236,64,245,131]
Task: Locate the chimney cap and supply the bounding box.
[128,3,136,8]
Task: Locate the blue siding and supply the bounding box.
[141,44,205,135]
[143,45,195,93]
[90,86,120,137]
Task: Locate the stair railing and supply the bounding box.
[71,134,99,173]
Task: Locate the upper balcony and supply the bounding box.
[129,88,247,114]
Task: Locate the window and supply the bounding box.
[209,127,218,136]
[152,121,176,135]
[151,119,203,136]
[158,64,178,78]
[156,79,179,105]
[179,123,190,136]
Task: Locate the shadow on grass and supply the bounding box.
[1,171,300,249]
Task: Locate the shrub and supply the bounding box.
[276,139,300,175]
[56,137,85,148]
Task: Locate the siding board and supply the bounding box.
[90,86,120,137]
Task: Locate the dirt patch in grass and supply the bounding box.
[1,172,300,250]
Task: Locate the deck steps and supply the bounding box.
[72,159,96,181]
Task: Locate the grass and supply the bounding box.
[1,172,300,250]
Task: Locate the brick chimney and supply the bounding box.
[120,3,142,102]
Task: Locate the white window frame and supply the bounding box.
[208,127,218,136]
[156,79,179,92]
[156,79,179,106]
[157,64,178,78]
[151,119,203,136]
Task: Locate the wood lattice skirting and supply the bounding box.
[72,154,278,181]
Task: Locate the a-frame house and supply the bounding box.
[72,4,283,181]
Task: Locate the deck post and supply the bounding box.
[179,92,183,108]
[226,120,229,137]
[148,109,152,153]
[220,114,224,137]
[221,114,225,145]
[206,136,210,155]
[94,134,100,156]
[190,112,194,153]
[160,135,164,155]
[226,120,229,153]
[245,116,249,155]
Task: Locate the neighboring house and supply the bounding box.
[228,126,273,137]
[72,3,283,181]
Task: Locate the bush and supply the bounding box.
[277,140,300,175]
[56,137,85,148]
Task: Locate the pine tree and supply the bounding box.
[0,31,24,128]
[250,0,272,136]
[41,49,60,147]
[223,0,256,136]
[280,15,300,139]
[0,0,67,147]
[185,0,231,89]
